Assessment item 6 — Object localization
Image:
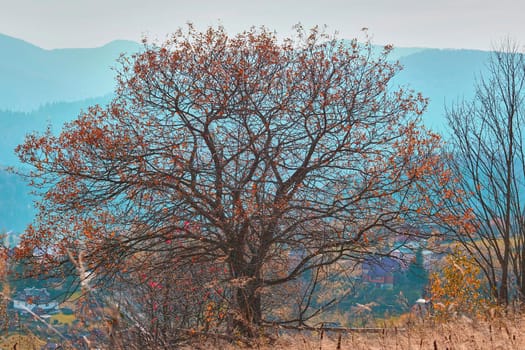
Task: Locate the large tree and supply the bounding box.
[16,26,447,336]
[445,40,525,304]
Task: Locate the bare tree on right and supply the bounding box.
[446,40,525,305]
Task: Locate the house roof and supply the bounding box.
[363,256,400,278]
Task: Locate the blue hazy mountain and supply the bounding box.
[0,34,493,234]
[0,96,113,235]
[394,48,490,133]
[0,33,490,131]
[0,33,139,111]
[0,34,135,234]
[0,170,35,235]
[343,41,489,133]
[0,95,113,168]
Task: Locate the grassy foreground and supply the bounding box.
[182,316,525,350]
[0,334,46,350]
[1,315,522,349]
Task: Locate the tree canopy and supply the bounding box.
[16,26,449,338]
[444,41,525,304]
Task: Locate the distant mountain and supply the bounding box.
[342,43,490,132]
[0,96,112,236]
[0,170,35,235]
[0,32,491,130]
[0,48,491,167]
[394,48,490,132]
[382,46,428,61]
[0,95,112,168]
[0,35,495,234]
[0,33,139,111]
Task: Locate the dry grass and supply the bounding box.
[0,333,46,350]
[182,315,525,350]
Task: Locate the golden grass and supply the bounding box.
[6,313,525,349]
[0,333,46,350]
[182,315,525,350]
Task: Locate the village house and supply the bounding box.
[361,256,400,289]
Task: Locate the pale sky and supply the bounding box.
[0,0,523,50]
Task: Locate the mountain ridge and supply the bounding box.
[0,32,138,53]
[0,33,140,112]
[0,33,495,233]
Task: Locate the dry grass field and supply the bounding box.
[1,314,523,349]
[183,316,525,350]
[0,334,46,350]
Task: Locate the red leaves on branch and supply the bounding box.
[15,25,460,336]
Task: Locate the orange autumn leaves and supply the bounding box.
[13,25,474,331]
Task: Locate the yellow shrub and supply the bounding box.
[429,248,493,320]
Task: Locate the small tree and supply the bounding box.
[429,248,492,320]
[398,248,429,303]
[444,40,525,304]
[16,25,450,337]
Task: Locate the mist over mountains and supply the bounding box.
[394,48,490,132]
[0,33,139,112]
[0,33,492,234]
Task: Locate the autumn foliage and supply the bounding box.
[16,25,451,341]
[429,248,493,320]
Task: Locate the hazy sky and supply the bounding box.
[0,0,523,50]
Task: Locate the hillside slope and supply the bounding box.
[0,34,138,111]
[395,48,490,132]
[0,36,493,234]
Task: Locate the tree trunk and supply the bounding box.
[230,249,262,337]
[499,265,509,305]
[520,244,525,301]
[234,281,262,337]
